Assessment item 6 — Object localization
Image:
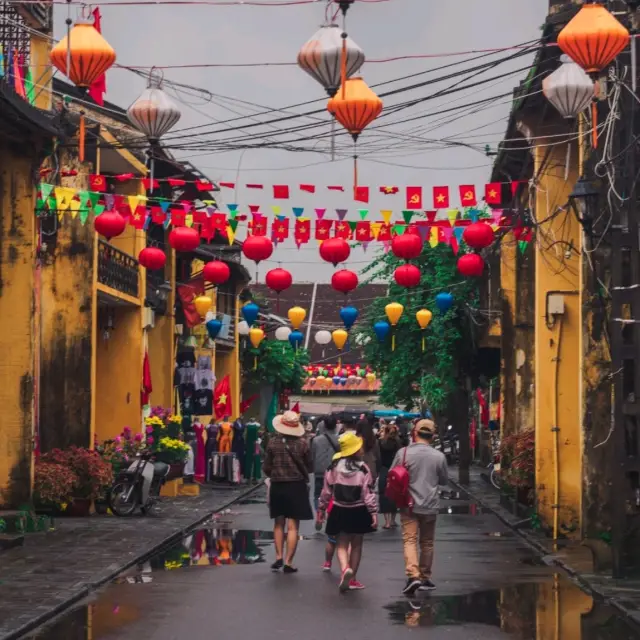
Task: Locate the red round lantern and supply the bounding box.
[138,247,166,271]
[242,235,273,264]
[331,269,359,294]
[265,268,293,294]
[169,227,200,252]
[94,211,126,240]
[457,253,485,277]
[203,260,230,285]
[320,238,350,266]
[391,233,422,260]
[463,222,495,250]
[394,264,421,288]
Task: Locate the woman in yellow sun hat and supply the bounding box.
[316,432,378,593]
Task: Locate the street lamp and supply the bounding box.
[156,281,172,302]
[568,176,599,226]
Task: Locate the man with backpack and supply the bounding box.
[312,416,340,509]
[389,419,448,596]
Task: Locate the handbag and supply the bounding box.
[284,440,310,485]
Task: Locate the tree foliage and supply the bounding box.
[358,244,478,413]
[241,339,309,393]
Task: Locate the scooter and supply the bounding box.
[108,452,170,516]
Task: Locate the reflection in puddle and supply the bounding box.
[385,576,640,638]
[438,504,488,515]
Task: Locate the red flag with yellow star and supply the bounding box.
[214,374,233,420]
[355,221,372,242]
[272,218,290,242]
[459,185,477,207]
[433,186,449,209]
[377,223,392,241]
[484,183,502,205]
[334,220,352,239]
[250,213,268,236]
[129,207,148,229]
[295,219,311,244]
[379,186,399,195]
[315,219,333,240]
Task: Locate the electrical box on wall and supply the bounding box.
[142,308,155,330]
[548,294,565,316]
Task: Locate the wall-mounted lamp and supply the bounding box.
[568,176,599,228]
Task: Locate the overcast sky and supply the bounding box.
[55,0,548,282]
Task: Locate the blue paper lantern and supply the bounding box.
[289,330,304,349]
[373,321,391,342]
[332,376,341,385]
[242,302,259,326]
[206,319,223,340]
[340,306,359,330]
[435,292,454,314]
[339,377,348,386]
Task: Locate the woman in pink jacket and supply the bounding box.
[317,432,378,592]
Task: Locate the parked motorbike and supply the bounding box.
[108,452,170,516]
[440,425,459,464]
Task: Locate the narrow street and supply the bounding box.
[23,487,640,640]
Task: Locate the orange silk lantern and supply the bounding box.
[50,19,116,162]
[557,3,629,149]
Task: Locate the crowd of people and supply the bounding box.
[263,411,449,596]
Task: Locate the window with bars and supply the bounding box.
[0,2,31,75]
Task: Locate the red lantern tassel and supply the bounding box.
[79,112,86,162]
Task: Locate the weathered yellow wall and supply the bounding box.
[500,231,517,438]
[94,306,143,442]
[29,32,53,111]
[0,148,36,507]
[535,576,592,640]
[147,316,174,410]
[534,140,582,535]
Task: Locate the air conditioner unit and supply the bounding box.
[142,307,155,330]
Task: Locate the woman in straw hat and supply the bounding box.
[316,432,378,592]
[264,410,313,573]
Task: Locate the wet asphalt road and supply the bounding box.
[24,486,640,640]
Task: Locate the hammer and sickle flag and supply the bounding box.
[459,185,477,207]
[406,186,423,210]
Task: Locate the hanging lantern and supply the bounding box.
[328,77,383,142]
[391,233,422,261]
[289,330,304,350]
[316,375,326,388]
[308,377,317,387]
[238,320,250,336]
[50,18,116,162]
[243,235,274,265]
[266,268,293,294]
[206,319,223,340]
[194,296,212,317]
[315,329,332,358]
[297,24,365,97]
[332,329,349,366]
[385,302,403,352]
[542,55,595,119]
[457,253,485,277]
[557,4,629,75]
[463,222,495,250]
[332,376,341,386]
[203,261,230,285]
[169,227,200,252]
[94,211,126,240]
[138,247,166,271]
[435,292,454,314]
[394,264,421,288]
[365,372,376,386]
[288,306,306,329]
[331,269,359,295]
[275,326,291,342]
[320,238,350,266]
[340,306,358,330]
[241,302,260,326]
[416,309,433,352]
[249,327,265,370]
[373,321,390,343]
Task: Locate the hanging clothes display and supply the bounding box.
[217,421,233,453]
[193,421,206,483]
[194,354,214,417]
[244,421,262,482]
[205,422,219,481]
[232,419,245,467]
[210,452,240,483]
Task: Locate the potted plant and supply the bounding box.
[155,437,191,479]
[33,462,78,515]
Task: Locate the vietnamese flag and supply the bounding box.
[250,213,268,236]
[142,178,160,191]
[89,174,106,192]
[328,185,344,192]
[334,220,352,239]
[485,182,502,205]
[167,178,186,187]
[129,207,147,229]
[433,186,449,209]
[294,219,311,243]
[219,182,235,189]
[171,208,186,227]
[196,180,214,192]
[273,185,290,199]
[214,374,233,420]
[151,206,166,224]
[459,185,477,207]
[272,218,290,242]
[354,186,369,203]
[300,184,316,193]
[315,219,332,240]
[406,186,423,210]
[377,223,392,241]
[355,221,372,242]
[380,186,399,195]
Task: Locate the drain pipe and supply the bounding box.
[305,282,318,350]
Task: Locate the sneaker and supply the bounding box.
[283,565,298,574]
[315,520,323,532]
[271,559,283,572]
[402,578,422,596]
[419,579,436,591]
[339,567,354,592]
[322,562,332,572]
[349,579,366,590]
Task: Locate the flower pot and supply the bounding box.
[65,498,92,517]
[94,498,110,515]
[167,463,185,481]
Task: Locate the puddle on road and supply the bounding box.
[384,576,640,638]
[438,504,489,515]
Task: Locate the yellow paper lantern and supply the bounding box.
[249,327,265,349]
[332,329,348,350]
[366,372,376,384]
[316,375,326,388]
[288,306,307,329]
[385,302,404,326]
[416,309,433,352]
[194,296,213,317]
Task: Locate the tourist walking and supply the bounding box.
[264,411,313,573]
[317,432,378,592]
[390,419,448,596]
[356,419,381,483]
[378,423,403,529]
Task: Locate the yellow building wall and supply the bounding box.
[534,140,583,537]
[0,149,37,507]
[500,230,517,438]
[94,305,143,442]
[147,315,174,410]
[535,576,592,640]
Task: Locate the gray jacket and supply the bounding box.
[312,429,340,476]
[391,443,448,515]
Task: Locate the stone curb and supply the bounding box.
[2,482,264,640]
[448,476,640,630]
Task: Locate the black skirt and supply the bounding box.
[378,467,398,515]
[269,480,313,521]
[326,505,375,536]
